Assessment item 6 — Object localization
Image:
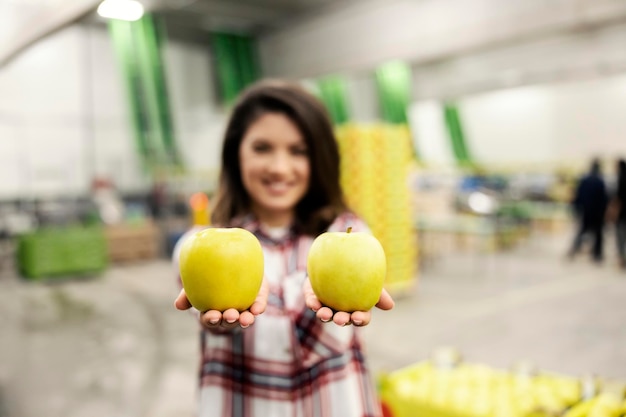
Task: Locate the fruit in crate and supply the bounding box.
[307,227,386,312]
[179,228,264,312]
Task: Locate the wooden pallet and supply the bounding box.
[104,222,161,263]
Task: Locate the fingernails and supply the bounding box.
[353,320,362,326]
[240,324,249,329]
[225,318,236,324]
[321,318,330,323]
[209,318,219,325]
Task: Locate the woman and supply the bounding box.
[173,80,394,417]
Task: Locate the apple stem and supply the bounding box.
[346,226,352,233]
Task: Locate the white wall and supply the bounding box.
[461,86,557,165]
[163,39,227,180]
[0,25,89,199]
[408,100,455,166]
[88,25,146,194]
[0,24,149,199]
[409,74,626,166]
[551,76,626,160]
[461,75,626,165]
[0,22,227,200]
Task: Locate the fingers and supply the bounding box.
[375,289,395,311]
[317,309,370,327]
[306,293,323,312]
[321,310,370,327]
[332,311,352,326]
[350,310,371,327]
[249,279,269,316]
[238,311,255,328]
[220,308,241,330]
[303,279,323,312]
[316,306,334,323]
[199,308,256,330]
[311,288,393,326]
[174,289,192,310]
[177,280,270,330]
[200,309,239,330]
[200,310,223,328]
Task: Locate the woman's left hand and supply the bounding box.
[303,278,395,326]
[175,279,269,330]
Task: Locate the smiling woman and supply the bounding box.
[238,113,311,227]
[212,80,348,236]
[173,79,394,417]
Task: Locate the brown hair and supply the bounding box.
[211,80,348,236]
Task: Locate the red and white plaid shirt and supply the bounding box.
[174,212,382,417]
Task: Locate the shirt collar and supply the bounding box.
[232,214,296,246]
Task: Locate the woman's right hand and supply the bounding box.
[303,278,395,326]
[174,279,269,330]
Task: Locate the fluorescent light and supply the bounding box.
[97,0,144,22]
[468,191,497,215]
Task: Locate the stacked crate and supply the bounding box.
[104,221,161,263]
[335,123,418,295]
[17,226,108,280]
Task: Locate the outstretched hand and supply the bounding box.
[175,279,269,330]
[303,278,394,327]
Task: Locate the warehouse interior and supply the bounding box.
[1,1,626,416]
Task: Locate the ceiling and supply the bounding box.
[151,0,341,40]
[0,0,350,65]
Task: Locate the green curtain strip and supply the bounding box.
[317,76,350,125]
[375,61,411,125]
[132,17,166,168]
[108,20,152,172]
[108,15,182,174]
[141,16,182,168]
[374,61,421,161]
[211,32,261,105]
[235,34,260,86]
[443,102,472,166]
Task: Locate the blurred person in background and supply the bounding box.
[147,179,167,220]
[172,80,394,417]
[611,159,626,269]
[568,158,609,263]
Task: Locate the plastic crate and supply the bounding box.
[17,226,108,280]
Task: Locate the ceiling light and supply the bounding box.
[97,0,144,22]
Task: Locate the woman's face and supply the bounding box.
[239,112,310,225]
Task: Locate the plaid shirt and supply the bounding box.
[174,212,382,417]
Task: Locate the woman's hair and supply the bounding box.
[211,79,348,236]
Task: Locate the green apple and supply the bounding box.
[179,227,264,312]
[307,227,386,312]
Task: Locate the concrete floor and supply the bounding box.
[0,230,625,417]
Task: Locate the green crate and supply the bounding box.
[17,226,108,280]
